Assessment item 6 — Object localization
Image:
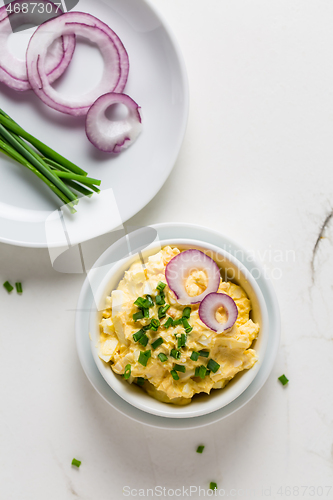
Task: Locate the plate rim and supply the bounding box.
[75,222,281,429]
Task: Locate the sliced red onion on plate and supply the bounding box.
[199,293,238,333]
[26,11,129,116]
[0,0,75,91]
[165,249,221,305]
[86,93,142,153]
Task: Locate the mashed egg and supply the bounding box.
[99,246,259,405]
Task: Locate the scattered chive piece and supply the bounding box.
[134,297,151,308]
[71,458,81,468]
[138,350,151,367]
[171,349,181,360]
[177,333,187,349]
[146,295,154,307]
[198,365,207,379]
[199,350,209,358]
[190,351,199,361]
[207,359,220,373]
[182,307,191,319]
[133,311,144,322]
[136,377,145,386]
[196,445,205,453]
[158,305,168,319]
[156,281,166,292]
[143,324,151,331]
[158,353,168,362]
[171,370,179,380]
[155,293,165,306]
[195,366,200,377]
[210,482,217,491]
[174,364,186,373]
[15,282,23,294]
[139,334,149,347]
[164,317,173,329]
[123,364,131,380]
[182,318,192,333]
[143,308,149,318]
[133,330,145,342]
[278,374,289,386]
[150,318,160,330]
[3,281,14,293]
[172,318,183,327]
[151,337,164,349]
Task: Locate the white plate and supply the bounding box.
[75,223,281,429]
[0,0,189,247]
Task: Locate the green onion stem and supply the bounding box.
[53,171,101,186]
[0,124,78,204]
[0,137,76,212]
[0,109,87,176]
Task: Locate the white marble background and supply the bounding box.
[1,0,333,499]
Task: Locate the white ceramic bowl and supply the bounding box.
[88,236,269,419]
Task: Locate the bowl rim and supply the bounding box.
[87,234,269,418]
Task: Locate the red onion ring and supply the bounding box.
[165,249,221,305]
[0,0,75,91]
[199,293,238,333]
[86,93,142,153]
[26,12,129,116]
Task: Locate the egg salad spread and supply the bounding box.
[99,246,259,405]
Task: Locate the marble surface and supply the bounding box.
[1,0,333,498]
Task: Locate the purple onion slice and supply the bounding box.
[199,293,238,333]
[0,0,75,91]
[26,11,129,116]
[86,92,142,153]
[165,249,221,305]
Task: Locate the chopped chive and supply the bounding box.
[172,318,183,327]
[278,374,289,386]
[207,359,220,373]
[146,295,154,307]
[158,353,168,362]
[156,281,166,291]
[123,364,131,380]
[133,330,145,342]
[174,364,186,373]
[133,311,144,322]
[210,482,217,491]
[136,377,145,386]
[171,349,181,360]
[177,333,187,348]
[15,282,23,294]
[139,334,149,347]
[196,445,205,454]
[163,317,173,329]
[142,324,151,331]
[199,350,209,358]
[143,307,149,318]
[138,350,151,367]
[199,365,207,379]
[3,281,14,293]
[150,318,160,330]
[171,370,179,380]
[158,304,170,319]
[155,293,165,306]
[182,307,191,319]
[182,318,192,333]
[190,351,199,361]
[134,297,151,309]
[195,366,200,377]
[71,458,81,468]
[151,337,164,349]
